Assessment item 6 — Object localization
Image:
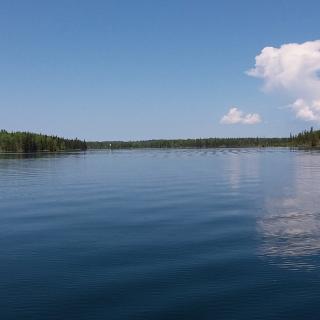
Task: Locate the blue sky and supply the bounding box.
[1,0,320,140]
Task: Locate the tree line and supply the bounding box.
[290,127,320,147]
[0,130,87,152]
[1,127,320,152]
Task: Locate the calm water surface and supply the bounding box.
[1,149,320,319]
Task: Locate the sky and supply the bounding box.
[1,0,320,140]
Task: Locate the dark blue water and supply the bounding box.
[1,149,320,319]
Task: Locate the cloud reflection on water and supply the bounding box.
[258,152,320,270]
[226,150,261,190]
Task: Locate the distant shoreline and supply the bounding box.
[2,147,320,157]
[1,128,320,152]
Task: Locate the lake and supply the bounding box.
[1,149,320,319]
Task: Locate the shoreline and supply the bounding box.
[1,146,320,155]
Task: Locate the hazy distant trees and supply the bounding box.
[87,128,320,150]
[87,137,290,149]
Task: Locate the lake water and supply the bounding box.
[1,149,320,319]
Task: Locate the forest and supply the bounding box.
[1,128,320,152]
[0,130,87,152]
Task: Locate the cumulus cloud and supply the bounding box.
[247,40,320,122]
[220,107,261,125]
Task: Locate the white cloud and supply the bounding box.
[292,99,320,121]
[247,40,320,122]
[220,107,261,125]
